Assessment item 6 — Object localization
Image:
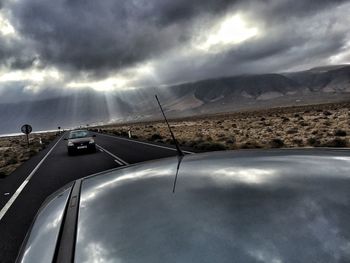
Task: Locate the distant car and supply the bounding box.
[65,130,96,155]
[16,149,350,263]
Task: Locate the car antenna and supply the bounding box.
[172,155,183,193]
[155,95,184,157]
[155,94,184,193]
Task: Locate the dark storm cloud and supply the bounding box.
[6,0,348,74]
[0,36,35,69]
[150,0,350,85]
[144,0,236,25]
[0,0,347,94]
[7,0,239,71]
[222,19,348,69]
[256,0,348,20]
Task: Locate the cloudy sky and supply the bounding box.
[0,0,349,102]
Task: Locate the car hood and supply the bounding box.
[76,149,350,262]
[16,183,73,263]
[19,149,350,262]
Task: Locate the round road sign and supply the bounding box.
[21,124,32,135]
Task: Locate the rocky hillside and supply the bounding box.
[160,64,350,114]
[1,65,349,134]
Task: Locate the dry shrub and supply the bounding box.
[292,139,304,146]
[270,138,284,148]
[334,129,347,136]
[322,138,347,147]
[307,137,320,146]
[148,133,163,141]
[240,141,262,149]
[286,128,298,134]
[194,142,227,151]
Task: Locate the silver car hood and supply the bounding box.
[18,149,350,262]
[17,183,73,263]
[76,149,350,263]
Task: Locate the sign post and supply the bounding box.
[58,126,61,134]
[21,124,32,147]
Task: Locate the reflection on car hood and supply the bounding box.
[76,149,350,263]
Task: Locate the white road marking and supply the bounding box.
[96,144,129,166]
[97,133,195,154]
[0,135,64,221]
[114,159,124,165]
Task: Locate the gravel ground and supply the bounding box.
[93,102,350,152]
[0,133,58,178]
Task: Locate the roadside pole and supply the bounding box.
[21,124,32,148]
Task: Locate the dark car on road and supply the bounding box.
[16,149,350,263]
[65,130,96,155]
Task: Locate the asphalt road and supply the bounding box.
[0,132,193,263]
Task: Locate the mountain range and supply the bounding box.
[1,64,349,134]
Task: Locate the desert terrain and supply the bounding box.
[93,102,350,152]
[0,133,57,178]
[2,102,349,178]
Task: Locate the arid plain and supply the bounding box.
[95,102,350,151]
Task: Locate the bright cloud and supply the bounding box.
[0,67,62,83]
[196,14,259,52]
[0,12,15,36]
